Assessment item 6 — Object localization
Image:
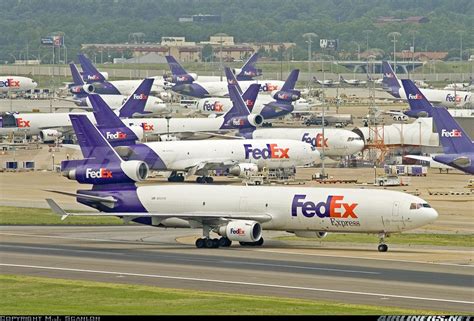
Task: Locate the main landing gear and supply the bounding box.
[196,176,213,184]
[378,232,388,252]
[168,171,185,182]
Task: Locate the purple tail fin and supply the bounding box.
[88,94,139,147]
[400,79,433,118]
[225,67,242,94]
[225,85,252,120]
[69,114,121,161]
[118,78,154,117]
[281,69,299,91]
[431,107,473,154]
[382,61,401,97]
[165,55,188,76]
[236,53,262,80]
[242,84,260,112]
[78,54,106,83]
[70,63,84,86]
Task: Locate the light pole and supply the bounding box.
[388,32,401,73]
[165,115,172,141]
[363,30,372,54]
[350,41,360,60]
[214,33,227,82]
[408,30,418,76]
[303,33,318,91]
[456,30,466,61]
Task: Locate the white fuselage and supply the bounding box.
[249,128,365,157]
[195,96,310,116]
[86,95,168,116]
[397,86,471,108]
[144,139,320,171]
[193,79,285,97]
[0,76,37,92]
[110,78,165,95]
[135,185,438,233]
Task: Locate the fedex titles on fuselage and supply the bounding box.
[292,194,360,227]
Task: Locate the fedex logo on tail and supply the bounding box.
[106,131,127,140]
[302,133,328,148]
[291,195,358,219]
[441,129,462,138]
[0,78,20,88]
[446,94,462,103]
[408,93,423,100]
[133,93,148,100]
[260,83,279,92]
[203,101,224,112]
[176,75,192,83]
[86,74,101,81]
[244,144,289,160]
[85,168,113,179]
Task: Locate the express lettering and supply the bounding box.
[85,168,113,179]
[302,133,328,148]
[16,118,31,128]
[0,78,20,88]
[244,144,290,159]
[291,194,358,218]
[441,129,462,137]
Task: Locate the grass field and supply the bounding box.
[0,206,122,225]
[277,233,473,247]
[0,274,444,315]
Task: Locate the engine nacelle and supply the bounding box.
[227,114,264,129]
[62,160,148,185]
[218,220,262,242]
[165,73,197,84]
[293,231,328,238]
[39,129,62,142]
[392,114,408,121]
[69,84,95,95]
[229,163,259,177]
[272,90,300,102]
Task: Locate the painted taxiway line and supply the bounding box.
[1,263,472,306]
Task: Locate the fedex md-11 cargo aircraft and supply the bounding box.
[81,94,319,183]
[48,113,438,252]
[0,76,37,92]
[0,79,158,142]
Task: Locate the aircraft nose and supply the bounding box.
[427,208,439,223]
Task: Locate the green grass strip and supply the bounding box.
[0,274,445,315]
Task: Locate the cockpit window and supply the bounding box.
[410,203,431,209]
[347,137,362,142]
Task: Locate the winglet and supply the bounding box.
[46,199,69,221]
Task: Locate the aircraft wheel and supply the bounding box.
[205,177,214,184]
[195,238,205,248]
[239,241,250,246]
[254,237,264,246]
[219,237,232,247]
[205,238,216,248]
[212,238,220,248]
[378,244,388,252]
[196,177,203,183]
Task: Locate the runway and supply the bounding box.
[0,226,472,313]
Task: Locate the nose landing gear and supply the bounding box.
[378,233,388,252]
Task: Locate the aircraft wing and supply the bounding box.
[173,158,238,175]
[404,155,433,162]
[47,198,272,223]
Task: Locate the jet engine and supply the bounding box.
[62,160,148,184]
[218,220,262,242]
[271,90,300,102]
[39,129,62,142]
[228,114,264,128]
[293,231,328,238]
[229,163,259,177]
